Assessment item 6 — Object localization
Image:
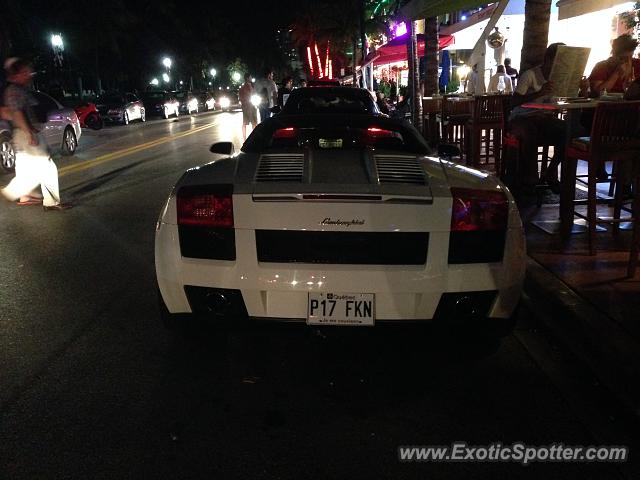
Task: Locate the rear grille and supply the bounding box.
[375,155,425,185]
[256,230,429,265]
[255,154,305,182]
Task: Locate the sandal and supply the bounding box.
[17,198,42,206]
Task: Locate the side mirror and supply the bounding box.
[270,105,281,114]
[437,144,461,159]
[209,141,235,155]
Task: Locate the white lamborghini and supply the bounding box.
[155,88,525,334]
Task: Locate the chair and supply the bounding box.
[464,95,510,172]
[563,101,640,255]
[440,96,472,159]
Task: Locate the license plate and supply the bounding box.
[318,138,343,149]
[307,292,375,326]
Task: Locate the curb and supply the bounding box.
[523,256,640,419]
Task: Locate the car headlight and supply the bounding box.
[219,97,231,108]
[250,94,261,107]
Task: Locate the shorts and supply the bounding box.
[241,104,257,125]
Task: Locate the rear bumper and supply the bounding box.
[156,224,525,322]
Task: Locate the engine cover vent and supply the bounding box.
[255,154,305,182]
[374,155,425,185]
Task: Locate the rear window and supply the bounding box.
[243,122,431,155]
[282,91,377,115]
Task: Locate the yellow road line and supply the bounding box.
[59,121,218,177]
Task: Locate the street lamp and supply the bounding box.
[162,73,170,83]
[150,78,159,86]
[210,68,217,77]
[232,71,241,83]
[162,57,172,69]
[51,33,64,68]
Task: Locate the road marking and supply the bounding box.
[58,121,218,177]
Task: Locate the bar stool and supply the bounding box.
[440,96,472,159]
[465,95,509,173]
[563,101,640,255]
[501,132,553,205]
[422,97,442,146]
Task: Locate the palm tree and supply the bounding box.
[423,17,439,96]
[520,0,553,72]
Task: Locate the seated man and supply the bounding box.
[508,43,566,189]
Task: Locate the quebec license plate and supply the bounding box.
[307,292,375,326]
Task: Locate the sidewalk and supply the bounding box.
[519,198,640,418]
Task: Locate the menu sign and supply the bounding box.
[549,46,591,98]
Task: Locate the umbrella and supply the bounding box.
[439,50,450,91]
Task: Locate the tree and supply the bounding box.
[520,0,552,72]
[423,17,439,96]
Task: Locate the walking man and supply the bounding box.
[1,58,71,210]
[238,73,257,140]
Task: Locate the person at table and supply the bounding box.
[487,65,513,93]
[509,43,566,188]
[588,34,640,97]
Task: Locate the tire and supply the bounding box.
[85,112,103,130]
[61,127,77,156]
[123,111,129,125]
[140,108,146,122]
[1,134,16,172]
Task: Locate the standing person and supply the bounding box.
[508,43,566,188]
[487,65,513,93]
[1,58,71,210]
[588,34,640,96]
[238,73,257,141]
[504,58,518,86]
[277,76,293,107]
[253,68,277,123]
[465,64,486,94]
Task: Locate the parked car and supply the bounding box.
[1,119,15,172]
[196,91,216,111]
[155,98,525,336]
[175,91,199,115]
[96,92,145,125]
[142,91,180,119]
[1,91,81,172]
[34,91,82,156]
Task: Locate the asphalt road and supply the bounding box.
[0,111,638,479]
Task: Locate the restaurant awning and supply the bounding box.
[401,0,488,21]
[371,34,455,65]
[557,0,632,21]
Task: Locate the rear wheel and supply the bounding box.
[85,112,103,130]
[140,108,146,122]
[1,133,16,172]
[61,127,77,156]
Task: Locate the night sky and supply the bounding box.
[1,0,307,89]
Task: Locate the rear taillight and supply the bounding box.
[367,127,402,139]
[177,185,233,227]
[273,127,296,139]
[448,188,508,264]
[450,188,508,232]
